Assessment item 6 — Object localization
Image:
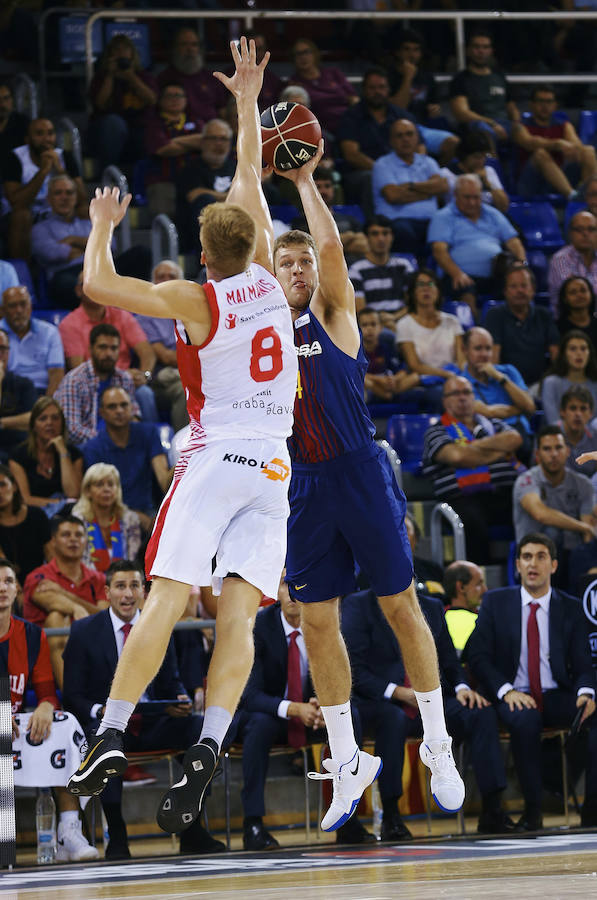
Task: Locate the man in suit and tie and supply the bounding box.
[466,531,597,830]
[342,588,515,837]
[63,559,224,858]
[236,575,373,849]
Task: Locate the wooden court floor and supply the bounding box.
[3,831,597,899]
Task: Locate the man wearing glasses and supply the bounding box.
[548,211,597,316]
[422,374,523,564]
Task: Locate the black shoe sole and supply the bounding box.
[156,743,218,834]
[67,748,128,797]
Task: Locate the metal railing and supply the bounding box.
[377,439,403,490]
[13,73,38,119]
[151,214,179,269]
[45,617,215,638]
[430,502,466,567]
[100,165,131,251]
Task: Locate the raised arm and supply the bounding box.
[213,38,274,273]
[83,187,209,323]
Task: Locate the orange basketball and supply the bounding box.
[260,102,322,170]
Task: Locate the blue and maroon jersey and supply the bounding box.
[289,309,375,464]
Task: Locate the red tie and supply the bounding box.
[121,623,142,735]
[527,602,543,712]
[287,630,306,748]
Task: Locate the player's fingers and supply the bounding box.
[230,39,241,63]
[262,164,274,179]
[259,50,271,71]
[213,71,227,86]
[248,37,256,63]
[121,192,132,212]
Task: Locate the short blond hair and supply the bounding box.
[199,203,256,277]
[273,229,319,271]
[75,463,125,521]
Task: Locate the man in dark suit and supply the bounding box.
[235,576,373,849]
[342,588,514,837]
[63,559,224,858]
[466,531,597,830]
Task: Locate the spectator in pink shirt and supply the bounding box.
[58,274,157,422]
[288,38,358,137]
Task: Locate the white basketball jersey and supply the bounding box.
[175,263,297,446]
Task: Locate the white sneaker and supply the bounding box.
[56,820,100,862]
[308,749,383,832]
[419,737,465,813]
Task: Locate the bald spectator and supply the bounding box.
[422,374,523,563]
[461,326,535,463]
[134,259,188,432]
[372,118,447,258]
[0,286,64,396]
[157,28,225,125]
[54,324,141,446]
[514,85,597,201]
[58,273,156,421]
[443,560,486,656]
[428,174,525,319]
[2,117,86,260]
[82,387,172,526]
[0,327,36,462]
[484,265,559,387]
[32,175,151,309]
[175,118,235,252]
[548,211,597,317]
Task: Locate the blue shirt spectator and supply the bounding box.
[372,150,441,221]
[81,385,171,517]
[427,195,517,279]
[0,286,64,394]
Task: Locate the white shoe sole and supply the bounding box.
[321,756,383,832]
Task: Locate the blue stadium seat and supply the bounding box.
[507,200,564,251]
[443,300,475,330]
[6,258,37,304]
[578,110,597,146]
[132,159,149,207]
[35,309,69,326]
[333,203,365,224]
[269,204,299,224]
[386,413,438,473]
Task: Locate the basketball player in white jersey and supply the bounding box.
[68,39,298,836]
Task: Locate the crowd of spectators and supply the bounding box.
[3,8,597,861]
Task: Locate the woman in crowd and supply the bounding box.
[0,464,51,584]
[9,397,83,517]
[396,269,465,378]
[541,329,597,423]
[72,463,141,572]
[557,275,597,347]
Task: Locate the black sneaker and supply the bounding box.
[156,742,218,834]
[67,729,127,796]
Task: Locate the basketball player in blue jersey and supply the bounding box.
[272,147,465,831]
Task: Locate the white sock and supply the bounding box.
[96,699,135,734]
[320,701,358,764]
[414,687,450,742]
[59,810,79,826]
[197,705,233,754]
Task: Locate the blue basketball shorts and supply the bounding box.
[285,443,414,603]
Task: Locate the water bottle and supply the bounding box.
[36,788,56,864]
[371,780,382,840]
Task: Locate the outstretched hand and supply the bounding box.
[213,37,269,100]
[89,186,131,228]
[274,138,325,183]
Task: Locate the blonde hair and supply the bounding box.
[273,229,319,270]
[76,463,125,521]
[199,203,256,277]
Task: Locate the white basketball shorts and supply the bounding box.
[146,437,291,598]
